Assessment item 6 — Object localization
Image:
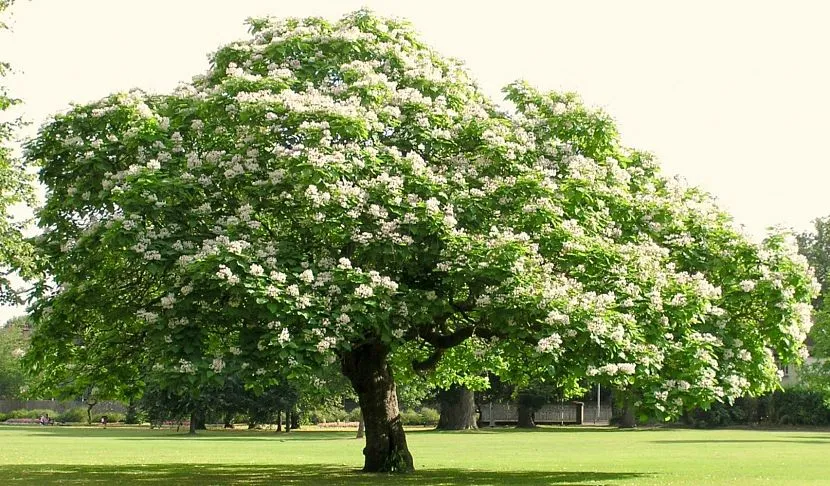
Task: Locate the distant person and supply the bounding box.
[39,414,46,426]
[100,415,108,428]
[45,414,50,425]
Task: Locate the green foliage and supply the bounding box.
[797,216,830,308]
[306,407,350,424]
[795,216,830,400]
[399,407,439,425]
[683,388,830,427]
[419,406,439,425]
[0,0,35,306]
[8,408,57,419]
[55,407,87,423]
[766,388,830,425]
[347,408,362,422]
[399,409,422,426]
[0,316,29,398]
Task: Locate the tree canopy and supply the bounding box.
[23,10,818,472]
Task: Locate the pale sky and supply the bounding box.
[2,0,829,321]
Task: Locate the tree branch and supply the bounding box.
[419,326,475,349]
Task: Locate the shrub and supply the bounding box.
[306,408,349,424]
[56,408,87,423]
[347,408,363,422]
[419,407,440,425]
[0,412,9,422]
[683,388,830,427]
[764,388,830,425]
[8,409,57,419]
[400,409,423,425]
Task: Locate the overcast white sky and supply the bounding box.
[2,0,829,321]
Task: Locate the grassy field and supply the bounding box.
[1,425,829,485]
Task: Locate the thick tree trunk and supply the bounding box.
[516,402,536,428]
[290,411,300,430]
[437,384,478,430]
[618,393,637,429]
[342,342,414,473]
[189,411,197,435]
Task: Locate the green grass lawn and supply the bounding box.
[1,425,829,485]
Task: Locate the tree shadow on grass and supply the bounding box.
[652,438,830,445]
[434,426,685,435]
[0,464,647,485]
[10,427,359,442]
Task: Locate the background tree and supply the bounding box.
[393,339,499,430]
[797,216,830,396]
[24,11,818,473]
[0,0,35,306]
[797,216,830,307]
[0,315,29,398]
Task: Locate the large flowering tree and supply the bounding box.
[24,11,817,472]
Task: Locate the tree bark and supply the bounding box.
[189,411,197,435]
[290,410,300,430]
[276,410,282,432]
[516,401,536,428]
[85,400,97,425]
[195,410,207,430]
[285,411,293,432]
[356,415,365,439]
[618,393,637,429]
[125,398,138,424]
[437,384,478,430]
[342,341,414,473]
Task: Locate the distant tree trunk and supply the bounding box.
[342,341,414,473]
[223,412,234,429]
[125,398,138,424]
[195,410,207,430]
[189,411,197,435]
[517,403,536,428]
[437,384,478,430]
[290,410,300,430]
[356,415,365,439]
[618,392,637,429]
[285,411,293,432]
[516,393,538,428]
[276,410,282,432]
[86,400,98,425]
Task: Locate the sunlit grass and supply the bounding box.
[1,425,828,485]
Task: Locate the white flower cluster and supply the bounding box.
[536,333,562,353]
